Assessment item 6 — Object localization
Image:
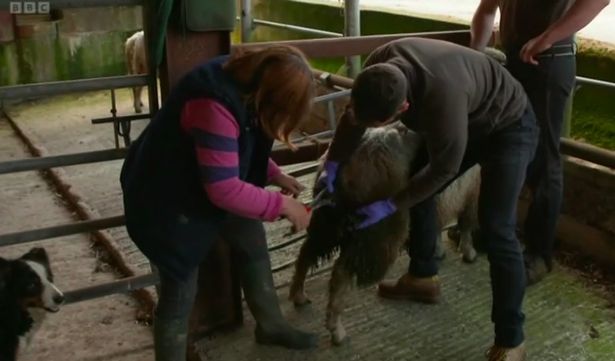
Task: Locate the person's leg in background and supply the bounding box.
[153,266,199,361]
[507,52,576,284]
[221,215,318,349]
[482,107,538,360]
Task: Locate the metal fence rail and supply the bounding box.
[313,71,615,170]
[0,216,126,247]
[65,273,157,305]
[253,19,343,38]
[561,138,615,169]
[0,88,348,176]
[0,163,319,247]
[0,148,127,175]
[0,75,149,100]
[233,30,472,58]
[577,76,615,90]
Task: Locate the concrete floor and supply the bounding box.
[200,248,615,361]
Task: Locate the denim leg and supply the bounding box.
[220,215,269,263]
[153,266,198,361]
[507,55,576,266]
[480,107,538,347]
[408,197,440,277]
[406,141,482,277]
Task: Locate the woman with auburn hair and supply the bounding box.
[120,46,318,360]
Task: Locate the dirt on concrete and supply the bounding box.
[0,115,154,361]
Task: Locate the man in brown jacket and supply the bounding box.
[471,0,610,285]
[319,37,538,360]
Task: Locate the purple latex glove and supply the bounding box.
[316,161,339,193]
[355,198,397,229]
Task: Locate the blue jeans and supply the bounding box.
[506,51,576,268]
[409,106,539,347]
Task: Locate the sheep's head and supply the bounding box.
[337,122,421,206]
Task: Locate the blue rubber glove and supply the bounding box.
[355,198,397,229]
[316,160,339,193]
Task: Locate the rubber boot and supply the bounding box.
[154,316,191,361]
[153,268,199,361]
[240,257,319,350]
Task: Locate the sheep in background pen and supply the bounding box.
[124,30,147,113]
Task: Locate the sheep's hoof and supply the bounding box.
[134,107,142,114]
[434,243,446,261]
[290,291,312,308]
[330,329,348,346]
[462,249,477,263]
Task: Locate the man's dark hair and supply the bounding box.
[351,63,407,124]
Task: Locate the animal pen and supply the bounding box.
[0,0,615,360]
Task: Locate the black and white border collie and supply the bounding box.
[0,247,64,361]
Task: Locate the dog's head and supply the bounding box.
[0,247,64,313]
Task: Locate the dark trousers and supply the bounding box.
[409,106,539,347]
[506,51,576,267]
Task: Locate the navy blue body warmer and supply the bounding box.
[120,56,273,281]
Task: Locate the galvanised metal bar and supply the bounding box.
[312,69,615,169]
[64,273,158,304]
[0,148,127,175]
[0,164,319,246]
[0,144,319,177]
[268,234,307,252]
[240,0,253,42]
[576,76,615,90]
[253,19,343,38]
[272,259,295,273]
[326,100,338,130]
[48,0,142,8]
[0,88,340,176]
[344,0,361,77]
[314,88,352,103]
[233,30,472,58]
[0,216,125,247]
[561,138,615,169]
[0,75,149,100]
[313,70,354,89]
[287,130,334,145]
[91,113,150,125]
[286,162,320,178]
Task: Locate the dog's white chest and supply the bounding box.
[18,309,46,356]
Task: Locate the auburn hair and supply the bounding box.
[223,45,315,147]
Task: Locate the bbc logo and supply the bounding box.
[10,1,50,14]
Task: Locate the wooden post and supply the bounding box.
[158,2,243,344]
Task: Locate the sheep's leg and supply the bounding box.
[459,228,477,263]
[133,86,143,113]
[289,241,314,307]
[458,214,478,263]
[326,259,352,346]
[434,231,446,260]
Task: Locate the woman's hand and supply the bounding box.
[271,173,305,197]
[280,195,311,232]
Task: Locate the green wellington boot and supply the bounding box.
[240,257,319,350]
